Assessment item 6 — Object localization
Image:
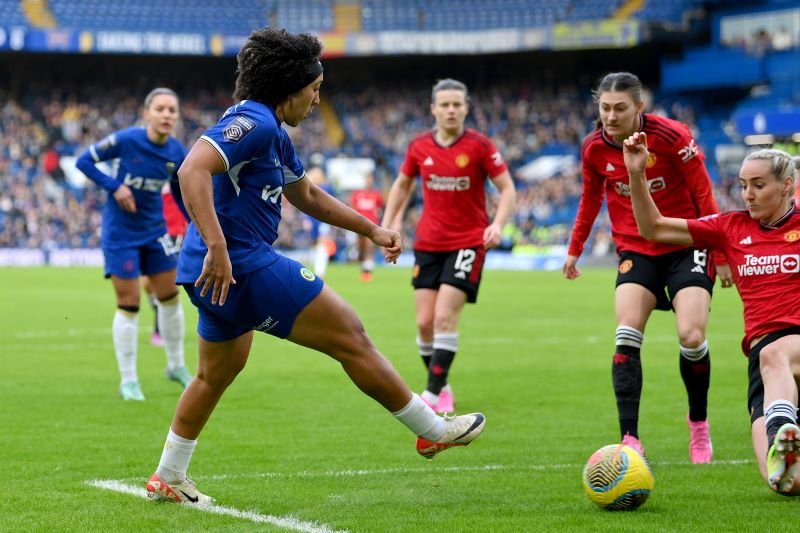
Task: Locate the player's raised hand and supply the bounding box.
[623,132,650,176]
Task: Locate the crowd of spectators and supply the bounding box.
[723,25,798,56]
[1,79,731,261]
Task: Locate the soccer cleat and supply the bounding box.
[150,331,164,347]
[621,434,646,458]
[436,387,456,414]
[146,473,213,505]
[360,271,373,283]
[687,414,713,464]
[416,412,486,459]
[166,366,193,389]
[120,381,145,401]
[767,423,800,493]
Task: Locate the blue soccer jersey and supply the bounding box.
[177,100,305,283]
[76,127,186,250]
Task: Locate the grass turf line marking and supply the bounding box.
[85,480,349,533]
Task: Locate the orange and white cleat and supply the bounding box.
[416,412,485,459]
[146,473,213,505]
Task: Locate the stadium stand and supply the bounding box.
[1,0,798,267]
[0,1,27,26]
[47,0,267,33]
[5,0,713,33]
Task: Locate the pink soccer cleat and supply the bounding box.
[687,414,713,464]
[436,387,456,414]
[621,434,646,458]
[150,331,164,347]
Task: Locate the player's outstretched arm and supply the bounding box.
[284,176,402,263]
[624,132,694,246]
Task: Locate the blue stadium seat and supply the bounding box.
[47,0,268,33]
[0,0,28,26]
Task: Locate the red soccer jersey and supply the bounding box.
[350,188,384,225]
[400,129,508,251]
[162,189,188,237]
[688,208,800,354]
[569,113,721,258]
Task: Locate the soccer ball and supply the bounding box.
[582,444,654,511]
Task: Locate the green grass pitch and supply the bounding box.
[0,264,794,531]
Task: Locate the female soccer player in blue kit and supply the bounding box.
[76,88,191,401]
[145,28,486,505]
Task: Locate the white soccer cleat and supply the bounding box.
[146,473,213,505]
[416,412,486,459]
[166,366,193,389]
[120,381,145,401]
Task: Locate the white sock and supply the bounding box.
[393,393,445,441]
[155,429,197,483]
[362,258,375,272]
[416,336,433,358]
[421,390,439,404]
[433,332,459,352]
[680,340,708,361]
[113,310,139,384]
[314,241,329,277]
[765,400,798,426]
[157,296,185,370]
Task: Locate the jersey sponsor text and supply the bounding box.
[426,174,471,191]
[738,253,800,276]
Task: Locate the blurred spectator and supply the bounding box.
[772,26,793,51]
[0,79,716,261]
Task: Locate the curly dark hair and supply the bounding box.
[233,27,323,106]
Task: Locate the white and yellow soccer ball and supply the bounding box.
[582,444,654,511]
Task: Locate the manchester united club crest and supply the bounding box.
[618,259,633,274]
[785,230,800,242]
[646,153,657,168]
[455,154,470,168]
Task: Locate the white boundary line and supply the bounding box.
[85,480,349,533]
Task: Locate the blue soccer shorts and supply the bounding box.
[103,235,179,279]
[183,254,324,342]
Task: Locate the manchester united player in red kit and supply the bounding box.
[350,173,384,282]
[563,72,733,463]
[382,79,516,414]
[626,135,800,495]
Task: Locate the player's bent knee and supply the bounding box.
[759,343,784,370]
